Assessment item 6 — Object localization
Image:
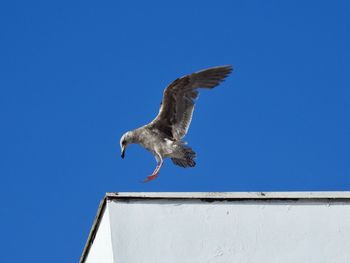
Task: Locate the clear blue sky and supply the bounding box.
[1,0,350,262]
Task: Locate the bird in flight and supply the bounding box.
[120,65,233,182]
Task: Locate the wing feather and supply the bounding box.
[148,65,233,140]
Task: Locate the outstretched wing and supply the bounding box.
[148,65,233,140]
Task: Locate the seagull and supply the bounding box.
[120,65,233,182]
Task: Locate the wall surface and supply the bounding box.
[85,196,350,263]
[85,206,113,263]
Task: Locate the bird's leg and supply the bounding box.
[143,158,163,183]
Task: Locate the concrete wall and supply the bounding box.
[83,193,350,263]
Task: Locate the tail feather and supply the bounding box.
[171,158,196,168]
[171,145,196,168]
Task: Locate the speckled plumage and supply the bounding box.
[120,65,233,181]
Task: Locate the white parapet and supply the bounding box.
[81,192,350,263]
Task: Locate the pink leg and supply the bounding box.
[143,159,163,183]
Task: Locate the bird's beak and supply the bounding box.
[121,147,125,159]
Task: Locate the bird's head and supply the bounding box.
[120,131,133,159]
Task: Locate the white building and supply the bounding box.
[81,192,350,263]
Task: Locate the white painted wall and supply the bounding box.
[85,206,114,263]
[84,196,350,263]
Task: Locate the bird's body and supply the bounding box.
[120,65,233,182]
[124,128,176,159]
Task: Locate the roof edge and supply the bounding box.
[106,191,350,199]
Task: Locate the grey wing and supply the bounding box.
[148,65,233,140]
